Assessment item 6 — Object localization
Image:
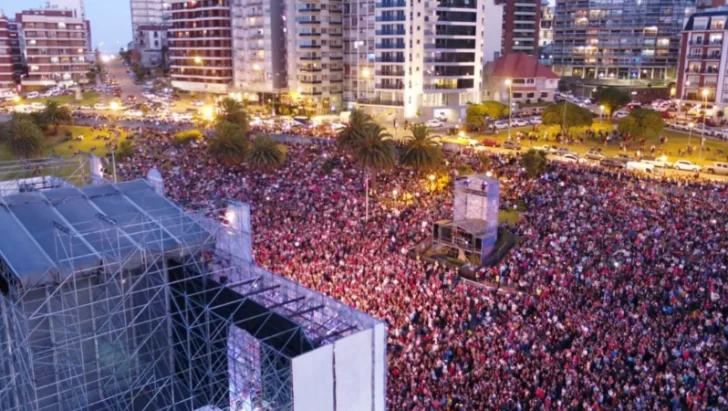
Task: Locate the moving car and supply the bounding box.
[673,160,701,172]
[705,162,728,175]
[584,149,605,161]
[553,153,585,164]
[601,158,627,169]
[502,141,521,150]
[425,119,444,128]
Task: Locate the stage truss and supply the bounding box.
[0,179,384,411]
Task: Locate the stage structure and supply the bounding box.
[0,177,386,410]
[432,174,500,265]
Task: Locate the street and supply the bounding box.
[105,58,144,99]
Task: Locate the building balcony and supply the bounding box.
[357,98,404,106]
[376,83,404,89]
[300,67,322,72]
[297,7,322,12]
[299,32,322,37]
[300,90,323,95]
[375,29,406,35]
[376,56,405,63]
[299,44,322,49]
[300,79,323,84]
[376,43,405,49]
[687,53,722,60]
[330,67,344,72]
[300,55,321,60]
[375,70,405,76]
[375,16,406,22]
[376,0,407,7]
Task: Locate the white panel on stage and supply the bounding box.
[335,329,374,411]
[373,323,386,411]
[292,345,334,411]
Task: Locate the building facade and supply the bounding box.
[539,0,553,47]
[483,52,558,104]
[0,11,14,91]
[677,9,728,108]
[16,9,91,87]
[552,0,695,86]
[501,0,540,55]
[168,0,233,94]
[130,0,170,67]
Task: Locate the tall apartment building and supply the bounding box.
[0,11,14,91]
[130,0,171,67]
[16,9,91,87]
[285,0,346,111]
[343,0,376,106]
[501,0,540,55]
[552,0,695,86]
[676,9,728,107]
[230,0,287,102]
[168,0,233,94]
[539,0,553,48]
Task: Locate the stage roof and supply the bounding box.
[0,179,214,287]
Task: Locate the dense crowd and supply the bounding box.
[117,127,728,410]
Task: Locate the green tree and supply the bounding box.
[466,101,510,131]
[217,97,249,131]
[481,101,510,119]
[337,108,372,150]
[247,134,287,170]
[42,100,73,134]
[6,115,44,158]
[618,108,664,139]
[116,140,135,159]
[542,102,593,131]
[594,87,630,118]
[351,123,395,187]
[207,121,249,166]
[399,124,442,171]
[172,129,203,146]
[521,149,548,177]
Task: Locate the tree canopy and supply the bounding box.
[207,121,249,166]
[399,124,442,171]
[465,101,509,130]
[42,100,73,134]
[247,134,287,171]
[217,98,249,131]
[521,149,548,177]
[542,102,593,131]
[617,108,664,140]
[594,87,630,117]
[351,123,396,172]
[5,114,44,158]
[337,108,372,150]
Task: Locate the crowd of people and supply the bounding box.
[116,126,728,410]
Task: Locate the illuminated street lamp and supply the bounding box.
[688,121,695,148]
[109,101,120,111]
[599,105,605,122]
[701,88,709,160]
[428,174,435,191]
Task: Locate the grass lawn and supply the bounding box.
[0,125,130,160]
[498,210,521,225]
[22,91,102,107]
[470,121,728,165]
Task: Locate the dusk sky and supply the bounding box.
[3,0,132,53]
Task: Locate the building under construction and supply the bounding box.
[0,157,386,411]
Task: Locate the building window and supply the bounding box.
[513,92,522,98]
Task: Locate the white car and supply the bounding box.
[613,110,629,119]
[493,120,509,130]
[553,153,585,164]
[641,157,672,169]
[529,116,542,125]
[534,145,557,154]
[673,160,701,172]
[93,103,108,110]
[192,101,205,107]
[512,118,528,127]
[425,119,443,128]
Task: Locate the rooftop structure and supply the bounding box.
[0,166,385,410]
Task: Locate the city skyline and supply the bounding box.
[3,0,132,53]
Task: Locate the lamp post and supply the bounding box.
[599,105,605,123]
[504,78,512,140]
[428,174,435,191]
[678,80,689,117]
[688,121,695,149]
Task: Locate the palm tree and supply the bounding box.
[336,108,372,151]
[7,116,44,158]
[399,124,442,171]
[350,122,395,221]
[43,100,73,135]
[207,121,249,166]
[217,97,249,131]
[247,134,287,171]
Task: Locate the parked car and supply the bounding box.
[601,158,627,169]
[554,148,574,157]
[425,119,444,128]
[615,154,633,163]
[528,116,542,125]
[534,145,558,154]
[626,161,655,173]
[705,162,728,175]
[512,118,528,127]
[502,141,521,150]
[640,156,672,169]
[673,160,701,172]
[493,120,509,130]
[553,153,584,164]
[584,149,606,161]
[480,139,500,148]
[192,101,205,107]
[613,110,630,119]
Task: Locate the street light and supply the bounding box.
[701,88,709,160]
[504,78,512,140]
[599,105,605,122]
[678,80,690,117]
[428,174,435,191]
[688,121,695,148]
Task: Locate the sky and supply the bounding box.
[3,0,132,53]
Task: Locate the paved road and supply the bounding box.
[104,58,144,99]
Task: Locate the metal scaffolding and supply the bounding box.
[0,178,384,411]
